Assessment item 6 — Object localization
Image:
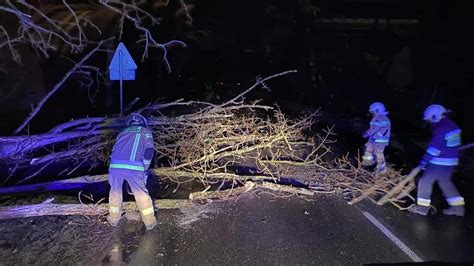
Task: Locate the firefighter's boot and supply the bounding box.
[361,154,374,166]
[142,213,157,230]
[408,205,430,216]
[107,211,122,227]
[376,163,387,174]
[443,206,465,217]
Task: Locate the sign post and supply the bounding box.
[108,42,137,116]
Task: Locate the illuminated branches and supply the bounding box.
[0,1,189,134]
[1,71,303,182]
[98,0,187,65]
[13,40,109,135]
[0,0,186,70]
[0,69,409,207]
[0,0,93,62]
[1,2,415,207]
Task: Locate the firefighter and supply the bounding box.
[107,113,157,230]
[361,102,391,173]
[409,104,465,216]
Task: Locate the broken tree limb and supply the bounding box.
[0,174,109,195]
[0,130,107,160]
[0,168,273,196]
[13,40,107,135]
[376,167,421,206]
[0,199,192,221]
[189,181,256,200]
[460,143,474,151]
[259,182,314,196]
[188,181,315,201]
[348,185,379,205]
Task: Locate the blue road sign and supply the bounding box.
[109,42,137,81]
[108,42,138,116]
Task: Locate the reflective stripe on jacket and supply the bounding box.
[109,126,155,171]
[367,115,391,144]
[422,118,461,166]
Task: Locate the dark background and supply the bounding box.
[1,2,473,262]
[1,0,473,147]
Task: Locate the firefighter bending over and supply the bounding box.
[409,104,465,216]
[362,102,391,173]
[107,113,157,230]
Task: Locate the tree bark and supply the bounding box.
[0,168,271,196]
[0,199,191,220]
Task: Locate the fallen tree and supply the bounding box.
[0,198,192,220]
[0,159,413,209]
[0,2,423,220]
[1,70,320,185]
[0,170,416,221]
[0,69,417,212]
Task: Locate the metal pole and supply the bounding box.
[119,50,123,117]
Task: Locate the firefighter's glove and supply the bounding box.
[418,160,428,170]
[143,171,149,186]
[144,161,151,170]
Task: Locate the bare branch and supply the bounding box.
[13,40,108,135]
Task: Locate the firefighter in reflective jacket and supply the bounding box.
[362,102,391,173]
[409,104,465,216]
[107,113,157,229]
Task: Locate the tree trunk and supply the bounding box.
[0,199,191,220]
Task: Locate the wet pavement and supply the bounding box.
[102,194,419,265]
[359,201,474,263]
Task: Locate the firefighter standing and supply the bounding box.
[409,104,465,216]
[362,102,391,173]
[107,113,157,230]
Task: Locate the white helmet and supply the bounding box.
[423,104,447,123]
[369,102,388,115]
[127,113,148,127]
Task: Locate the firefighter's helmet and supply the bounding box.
[369,102,388,115]
[423,104,447,123]
[127,113,148,127]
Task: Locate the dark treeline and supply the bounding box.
[0,0,473,141]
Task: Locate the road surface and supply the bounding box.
[100,193,474,265]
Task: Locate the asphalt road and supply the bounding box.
[359,200,474,263]
[102,194,423,265]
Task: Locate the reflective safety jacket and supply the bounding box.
[109,126,155,171]
[422,118,461,166]
[366,115,391,145]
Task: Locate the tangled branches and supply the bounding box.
[1,71,309,183]
[0,69,412,206]
[0,0,98,62]
[0,1,186,64]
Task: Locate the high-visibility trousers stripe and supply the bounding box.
[109,206,121,213]
[447,196,465,206]
[363,155,374,161]
[141,206,154,216]
[417,198,431,207]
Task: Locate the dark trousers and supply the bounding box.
[417,164,464,207]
